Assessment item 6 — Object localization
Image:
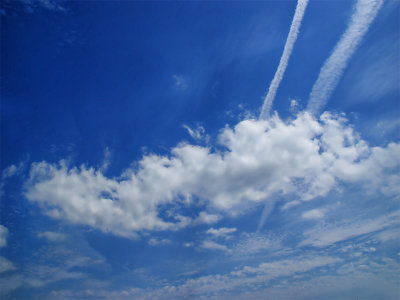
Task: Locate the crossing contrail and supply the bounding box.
[307,0,383,115]
[259,0,309,120]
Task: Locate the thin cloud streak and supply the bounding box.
[259,0,309,120]
[307,0,383,115]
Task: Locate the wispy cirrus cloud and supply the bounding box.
[259,0,309,119]
[37,231,67,243]
[307,0,383,115]
[300,210,400,247]
[0,225,9,248]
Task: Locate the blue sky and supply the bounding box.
[0,0,399,299]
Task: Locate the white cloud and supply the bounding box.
[200,240,230,252]
[148,238,171,246]
[0,256,16,273]
[0,225,8,248]
[260,0,309,118]
[193,212,221,225]
[232,233,282,258]
[24,112,400,237]
[183,124,209,143]
[37,231,67,242]
[300,210,400,247]
[307,0,383,114]
[2,162,25,179]
[206,227,237,238]
[302,208,325,220]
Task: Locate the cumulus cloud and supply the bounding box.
[24,112,400,237]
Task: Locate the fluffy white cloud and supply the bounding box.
[183,124,209,142]
[24,112,400,237]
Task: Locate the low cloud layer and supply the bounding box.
[24,112,400,237]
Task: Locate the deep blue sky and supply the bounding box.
[1,1,399,299]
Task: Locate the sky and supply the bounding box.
[0,0,399,299]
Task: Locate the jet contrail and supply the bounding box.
[307,0,383,115]
[259,0,309,120]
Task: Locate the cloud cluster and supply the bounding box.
[24,112,400,237]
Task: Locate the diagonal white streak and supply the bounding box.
[307,0,383,115]
[259,0,309,120]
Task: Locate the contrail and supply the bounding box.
[307,0,383,115]
[257,198,276,233]
[259,0,309,120]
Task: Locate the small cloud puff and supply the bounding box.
[37,231,66,242]
[302,208,325,220]
[200,240,230,252]
[206,227,237,238]
[2,162,25,179]
[183,124,209,143]
[172,74,187,90]
[148,238,171,246]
